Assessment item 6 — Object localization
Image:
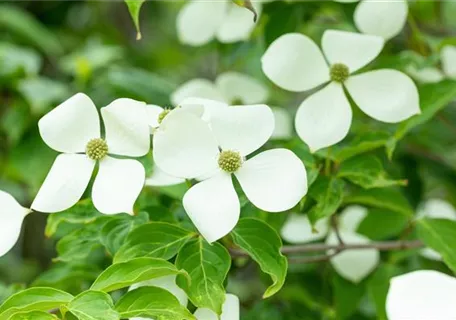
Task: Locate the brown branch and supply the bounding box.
[330,215,344,245]
[229,240,424,263]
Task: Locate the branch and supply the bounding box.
[229,240,424,263]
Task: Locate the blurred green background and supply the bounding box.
[2,1,456,319]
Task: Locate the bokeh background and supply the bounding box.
[2,1,456,318]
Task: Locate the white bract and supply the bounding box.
[406,64,444,84]
[194,294,240,320]
[417,199,456,260]
[176,0,260,46]
[442,45,456,80]
[153,105,308,242]
[386,270,456,319]
[335,0,408,40]
[262,30,420,152]
[281,206,379,283]
[172,73,293,140]
[0,190,31,257]
[31,93,150,215]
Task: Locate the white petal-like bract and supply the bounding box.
[145,104,164,131]
[354,0,408,40]
[0,191,30,257]
[261,33,329,92]
[386,270,456,320]
[211,104,274,156]
[194,294,239,320]
[92,157,145,215]
[327,231,379,283]
[216,2,259,43]
[295,82,352,152]
[406,65,444,84]
[271,107,293,140]
[215,72,269,105]
[171,79,227,106]
[176,1,227,46]
[442,45,456,80]
[322,30,384,73]
[31,154,95,213]
[339,205,368,232]
[346,69,420,123]
[183,173,240,243]
[38,92,100,153]
[235,149,307,212]
[281,214,329,244]
[145,165,185,187]
[101,98,150,157]
[153,111,220,179]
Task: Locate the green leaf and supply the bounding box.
[307,177,345,225]
[344,188,413,216]
[357,208,408,240]
[367,264,401,320]
[232,0,258,21]
[0,5,62,56]
[62,291,119,320]
[417,218,456,272]
[175,237,231,315]
[32,264,100,292]
[387,81,456,157]
[9,311,59,320]
[55,220,105,262]
[124,0,145,40]
[332,274,365,320]
[319,131,391,162]
[16,77,69,115]
[115,287,195,320]
[0,43,41,77]
[0,287,73,319]
[91,257,189,292]
[337,155,407,189]
[45,199,101,238]
[231,218,287,298]
[105,67,176,106]
[100,212,148,255]
[114,222,195,263]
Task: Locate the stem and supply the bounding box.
[229,240,423,263]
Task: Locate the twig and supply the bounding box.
[330,215,344,245]
[229,240,423,261]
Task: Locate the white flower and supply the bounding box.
[171,73,293,140]
[153,105,307,242]
[335,0,408,40]
[143,103,205,188]
[406,64,444,84]
[31,93,150,215]
[281,205,379,283]
[386,270,456,319]
[442,45,456,80]
[262,30,420,152]
[194,294,240,320]
[417,199,456,261]
[0,190,31,257]
[176,1,261,46]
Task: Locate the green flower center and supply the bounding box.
[158,109,171,124]
[218,150,243,173]
[86,138,108,160]
[330,63,350,83]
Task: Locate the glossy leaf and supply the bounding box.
[175,237,231,315]
[115,286,195,320]
[91,257,189,292]
[62,290,119,320]
[231,218,287,298]
[307,177,345,225]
